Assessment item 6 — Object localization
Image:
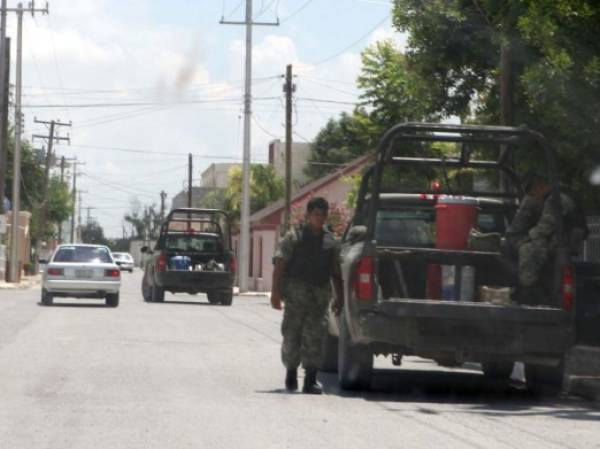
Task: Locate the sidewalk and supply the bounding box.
[566,345,600,403]
[233,287,270,298]
[0,273,42,290]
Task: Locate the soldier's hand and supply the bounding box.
[271,293,283,310]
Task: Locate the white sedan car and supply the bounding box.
[41,244,121,307]
[112,252,135,272]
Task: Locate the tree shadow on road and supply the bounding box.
[318,368,600,421]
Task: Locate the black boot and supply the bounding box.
[285,369,298,391]
[302,369,322,395]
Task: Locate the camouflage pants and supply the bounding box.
[281,279,330,370]
[518,239,549,287]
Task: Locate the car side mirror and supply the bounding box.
[39,259,48,265]
[347,225,367,242]
[141,246,149,253]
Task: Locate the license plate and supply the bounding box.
[75,269,93,279]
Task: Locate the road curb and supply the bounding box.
[0,275,41,290]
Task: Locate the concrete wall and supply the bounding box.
[269,140,311,188]
[201,163,240,189]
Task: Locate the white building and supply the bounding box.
[201,163,240,189]
[268,139,311,189]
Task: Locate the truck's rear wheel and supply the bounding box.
[141,273,151,302]
[219,291,233,306]
[206,291,220,305]
[526,360,565,397]
[321,332,339,373]
[338,317,372,390]
[482,361,514,380]
[151,284,165,302]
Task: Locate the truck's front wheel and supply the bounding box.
[338,317,372,390]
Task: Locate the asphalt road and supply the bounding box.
[1,270,599,449]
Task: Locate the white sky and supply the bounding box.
[6,0,405,238]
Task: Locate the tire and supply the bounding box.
[321,332,339,373]
[207,291,220,305]
[526,360,565,397]
[106,293,120,308]
[141,272,151,302]
[151,284,165,302]
[219,291,233,306]
[482,361,514,380]
[41,288,53,306]
[338,316,372,390]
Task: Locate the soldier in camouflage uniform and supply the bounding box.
[271,197,343,394]
[506,174,586,304]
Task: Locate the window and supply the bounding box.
[53,246,112,263]
[376,208,435,247]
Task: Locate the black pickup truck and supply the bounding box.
[141,208,236,305]
[323,123,595,394]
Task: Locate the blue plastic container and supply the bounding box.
[169,255,191,270]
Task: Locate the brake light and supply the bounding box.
[104,269,121,278]
[47,268,64,276]
[157,253,167,272]
[229,255,237,275]
[353,256,375,300]
[562,266,575,311]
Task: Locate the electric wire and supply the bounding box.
[280,0,316,23]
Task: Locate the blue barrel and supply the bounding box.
[170,255,191,270]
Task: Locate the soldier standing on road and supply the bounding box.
[506,173,587,304]
[271,197,343,394]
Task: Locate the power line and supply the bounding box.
[280,0,316,23]
[312,14,390,66]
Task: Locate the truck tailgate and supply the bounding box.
[379,299,569,325]
[356,299,574,362]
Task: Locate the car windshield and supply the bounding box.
[53,246,113,264]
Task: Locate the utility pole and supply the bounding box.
[0,0,7,214]
[0,36,8,214]
[32,118,71,262]
[187,153,192,208]
[283,64,295,233]
[160,190,167,219]
[58,155,65,242]
[85,206,95,225]
[69,160,85,243]
[7,1,49,282]
[220,0,278,292]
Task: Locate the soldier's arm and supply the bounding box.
[271,257,286,310]
[270,230,296,310]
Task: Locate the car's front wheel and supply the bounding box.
[338,316,372,390]
[41,289,53,306]
[106,293,120,308]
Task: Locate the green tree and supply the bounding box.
[392,0,600,207]
[225,164,284,228]
[304,111,372,180]
[81,221,109,246]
